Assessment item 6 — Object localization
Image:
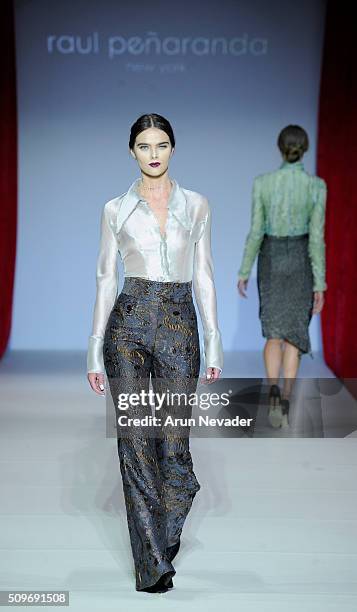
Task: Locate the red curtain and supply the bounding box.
[0,0,17,362]
[318,0,357,383]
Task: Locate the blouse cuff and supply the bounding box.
[87,335,105,374]
[204,329,224,372]
[313,282,327,292]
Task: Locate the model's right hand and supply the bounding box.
[312,291,324,315]
[87,372,105,395]
[237,277,248,298]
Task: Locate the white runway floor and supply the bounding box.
[1,349,357,611]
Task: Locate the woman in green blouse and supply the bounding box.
[237,125,327,427]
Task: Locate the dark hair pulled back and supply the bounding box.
[277,124,309,163]
[129,113,175,151]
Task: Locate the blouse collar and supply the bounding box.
[280,159,304,170]
[115,177,192,235]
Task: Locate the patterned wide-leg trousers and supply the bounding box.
[103,277,201,591]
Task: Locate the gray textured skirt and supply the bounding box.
[257,233,314,358]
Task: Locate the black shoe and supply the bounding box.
[268,384,282,428]
[141,571,174,593]
[166,539,180,562]
[281,398,290,414]
[141,584,168,593]
[280,398,290,427]
[269,384,281,404]
[161,571,174,589]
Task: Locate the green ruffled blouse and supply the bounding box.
[238,160,327,291]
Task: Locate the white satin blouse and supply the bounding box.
[87,177,223,374]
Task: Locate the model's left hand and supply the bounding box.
[237,277,248,298]
[200,367,221,385]
[312,291,325,314]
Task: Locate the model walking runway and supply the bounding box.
[87,113,223,592]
